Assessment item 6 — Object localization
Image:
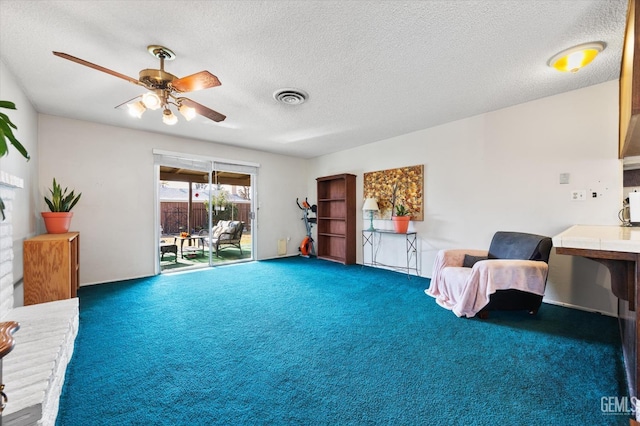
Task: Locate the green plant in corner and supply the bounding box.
[44,178,82,212]
[394,204,410,217]
[0,100,30,220]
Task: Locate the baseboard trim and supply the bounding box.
[541,299,616,318]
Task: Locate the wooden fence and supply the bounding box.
[160,202,251,234]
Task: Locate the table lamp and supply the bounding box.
[362,198,379,231]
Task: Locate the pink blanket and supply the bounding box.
[425,249,549,318]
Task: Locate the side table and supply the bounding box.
[174,236,205,258]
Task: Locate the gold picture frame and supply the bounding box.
[363,164,424,221]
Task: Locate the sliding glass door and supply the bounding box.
[154,151,257,273]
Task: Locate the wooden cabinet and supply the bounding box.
[620,0,640,158]
[316,173,356,264]
[23,232,79,306]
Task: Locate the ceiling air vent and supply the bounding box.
[273,89,308,105]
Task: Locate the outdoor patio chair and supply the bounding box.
[159,240,178,262]
[200,220,244,257]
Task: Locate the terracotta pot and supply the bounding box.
[41,212,73,234]
[392,215,410,233]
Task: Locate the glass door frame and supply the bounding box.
[153,150,258,274]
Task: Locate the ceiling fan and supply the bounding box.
[52,45,226,125]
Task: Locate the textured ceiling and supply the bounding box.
[0,0,629,159]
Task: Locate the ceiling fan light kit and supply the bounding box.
[548,41,606,73]
[141,91,162,110]
[127,101,146,119]
[179,104,196,121]
[162,109,178,126]
[52,45,226,126]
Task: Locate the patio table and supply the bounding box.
[174,236,206,258]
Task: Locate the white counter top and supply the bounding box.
[553,225,640,253]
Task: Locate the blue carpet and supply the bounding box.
[57,257,627,425]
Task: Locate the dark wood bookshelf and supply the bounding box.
[316,173,356,264]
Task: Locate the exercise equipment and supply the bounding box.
[296,198,317,257]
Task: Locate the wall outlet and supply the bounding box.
[571,190,586,201]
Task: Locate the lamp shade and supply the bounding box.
[362,198,379,211]
[162,109,178,125]
[127,101,146,118]
[179,104,196,121]
[142,91,162,110]
[548,42,605,73]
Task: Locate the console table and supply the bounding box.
[553,225,640,412]
[362,230,418,277]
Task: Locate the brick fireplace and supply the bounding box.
[0,172,81,425]
[0,171,23,320]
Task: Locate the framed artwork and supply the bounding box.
[363,164,424,221]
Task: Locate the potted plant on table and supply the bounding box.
[42,178,82,234]
[392,204,411,233]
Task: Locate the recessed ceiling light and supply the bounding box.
[274,88,308,105]
[548,41,606,73]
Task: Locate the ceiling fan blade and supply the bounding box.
[171,71,221,93]
[53,51,141,86]
[181,98,226,122]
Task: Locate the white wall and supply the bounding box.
[0,59,39,284]
[2,53,625,316]
[38,115,308,285]
[309,80,622,316]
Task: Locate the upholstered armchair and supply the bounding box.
[200,220,244,257]
[425,231,553,318]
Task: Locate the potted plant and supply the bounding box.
[392,204,411,233]
[42,178,81,234]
